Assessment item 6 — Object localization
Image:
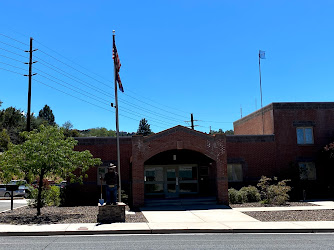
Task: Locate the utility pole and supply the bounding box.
[191,113,194,130]
[24,37,37,132]
[185,113,198,130]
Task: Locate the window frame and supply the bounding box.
[298,162,316,180]
[296,127,314,145]
[227,163,243,182]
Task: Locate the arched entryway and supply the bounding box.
[131,126,228,207]
[144,149,216,199]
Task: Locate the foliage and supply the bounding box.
[0,125,102,215]
[257,176,291,205]
[38,105,56,126]
[80,127,116,137]
[29,185,61,207]
[228,188,247,204]
[211,129,234,135]
[62,121,80,138]
[137,118,152,136]
[239,185,261,202]
[0,129,11,152]
[228,186,261,204]
[0,106,26,144]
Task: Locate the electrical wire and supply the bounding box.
[0,53,25,63]
[0,67,24,76]
[35,46,190,119]
[34,55,185,123]
[0,33,28,46]
[0,61,26,72]
[0,47,28,59]
[0,40,26,51]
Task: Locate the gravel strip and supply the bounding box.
[244,210,334,221]
[0,206,147,225]
[230,202,318,208]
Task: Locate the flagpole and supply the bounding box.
[113,30,122,202]
[259,51,263,110]
[259,50,264,135]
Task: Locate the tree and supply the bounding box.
[79,127,116,137]
[0,129,11,152]
[137,118,152,136]
[0,106,26,144]
[62,121,80,138]
[0,125,101,215]
[210,129,234,135]
[38,105,56,126]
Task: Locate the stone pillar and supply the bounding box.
[97,203,126,223]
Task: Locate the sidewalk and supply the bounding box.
[0,201,333,236]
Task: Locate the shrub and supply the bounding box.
[239,186,261,202]
[228,188,247,204]
[257,176,291,205]
[28,185,61,207]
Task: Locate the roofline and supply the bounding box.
[233,102,334,126]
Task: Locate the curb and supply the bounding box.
[1,228,334,236]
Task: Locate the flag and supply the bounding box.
[259,50,266,59]
[113,39,124,92]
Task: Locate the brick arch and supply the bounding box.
[143,141,217,164]
[131,126,228,207]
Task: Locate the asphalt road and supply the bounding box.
[0,233,333,250]
[0,199,28,212]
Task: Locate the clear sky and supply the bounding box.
[1,1,334,134]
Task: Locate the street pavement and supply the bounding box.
[0,198,28,212]
[0,200,333,236]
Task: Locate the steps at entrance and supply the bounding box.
[144,197,217,207]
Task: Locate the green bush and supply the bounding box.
[28,185,61,207]
[240,186,261,202]
[228,188,247,204]
[257,176,291,205]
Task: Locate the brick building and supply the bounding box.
[74,102,334,206]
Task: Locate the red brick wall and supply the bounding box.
[273,104,334,175]
[226,135,276,181]
[132,126,228,207]
[234,104,274,135]
[74,137,132,185]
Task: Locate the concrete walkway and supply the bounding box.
[0,201,333,236]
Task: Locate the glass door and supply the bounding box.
[166,166,179,198]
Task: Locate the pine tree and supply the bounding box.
[137,118,152,136]
[38,105,56,126]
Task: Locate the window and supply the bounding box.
[297,127,314,144]
[299,162,316,180]
[227,164,243,182]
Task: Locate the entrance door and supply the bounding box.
[165,166,179,198]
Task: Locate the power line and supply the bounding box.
[34,55,185,123]
[33,78,166,129]
[0,47,28,59]
[0,53,25,63]
[0,40,26,51]
[34,42,190,119]
[0,61,26,72]
[0,33,28,46]
[0,67,24,76]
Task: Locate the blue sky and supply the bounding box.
[1,1,334,133]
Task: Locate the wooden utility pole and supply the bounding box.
[185,113,198,130]
[24,37,37,132]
